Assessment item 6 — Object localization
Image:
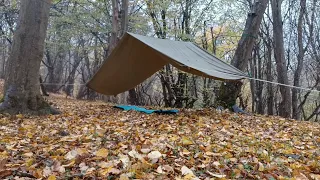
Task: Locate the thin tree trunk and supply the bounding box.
[266,42,274,115]
[110,0,119,52]
[1,0,58,115]
[249,48,256,112]
[271,0,292,118]
[256,42,264,114]
[292,0,306,120]
[39,76,49,96]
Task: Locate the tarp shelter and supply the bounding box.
[87,32,248,95]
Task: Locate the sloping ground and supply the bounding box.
[0,96,320,180]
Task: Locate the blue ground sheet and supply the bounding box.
[114,105,179,114]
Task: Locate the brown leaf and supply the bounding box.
[0,170,13,179]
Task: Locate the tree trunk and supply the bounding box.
[65,46,82,97]
[292,0,307,120]
[215,0,269,108]
[39,76,49,96]
[110,0,119,52]
[266,40,274,115]
[249,48,256,112]
[0,0,58,115]
[256,43,264,114]
[271,0,292,118]
[120,0,139,105]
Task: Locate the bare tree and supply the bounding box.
[0,0,58,115]
[292,0,307,120]
[271,0,291,118]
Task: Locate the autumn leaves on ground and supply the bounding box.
[0,96,320,180]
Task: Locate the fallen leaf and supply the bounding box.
[119,154,130,168]
[206,171,226,178]
[140,148,151,154]
[205,152,221,156]
[213,161,221,166]
[182,136,193,145]
[48,175,56,180]
[163,165,174,172]
[0,170,12,179]
[258,162,264,171]
[128,150,143,160]
[23,152,33,158]
[25,158,34,167]
[43,166,52,177]
[96,148,108,158]
[156,166,163,174]
[294,172,309,180]
[0,158,7,170]
[310,174,320,180]
[109,168,121,174]
[79,162,89,172]
[76,148,88,155]
[181,166,193,175]
[65,150,78,160]
[147,151,162,163]
[119,174,130,180]
[98,161,112,168]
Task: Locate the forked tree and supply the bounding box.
[215,0,269,109]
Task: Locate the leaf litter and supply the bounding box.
[0,95,320,179]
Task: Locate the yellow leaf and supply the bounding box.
[62,160,75,167]
[182,136,193,145]
[48,175,56,180]
[184,173,196,179]
[233,169,241,178]
[238,164,244,170]
[26,132,33,138]
[182,148,190,155]
[25,158,34,167]
[266,121,272,125]
[16,114,23,118]
[96,148,109,158]
[258,162,264,171]
[98,161,112,168]
[205,152,221,156]
[76,148,88,155]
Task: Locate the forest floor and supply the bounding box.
[0,95,320,180]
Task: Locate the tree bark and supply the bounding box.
[271,0,292,118]
[120,0,139,105]
[110,0,119,52]
[255,42,264,114]
[292,0,306,120]
[1,0,58,115]
[266,38,274,115]
[215,0,269,109]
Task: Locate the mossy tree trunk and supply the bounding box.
[0,0,58,115]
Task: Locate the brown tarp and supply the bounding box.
[87,32,248,95]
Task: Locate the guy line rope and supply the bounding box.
[39,74,320,95]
